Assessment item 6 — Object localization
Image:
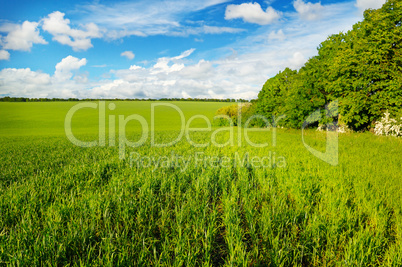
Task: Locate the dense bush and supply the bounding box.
[214,103,252,126]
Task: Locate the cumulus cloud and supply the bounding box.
[178,60,213,79]
[0,48,262,99]
[0,50,10,60]
[92,48,269,99]
[355,0,386,12]
[225,2,281,25]
[288,52,306,69]
[0,68,52,97]
[0,56,89,98]
[0,21,47,51]
[121,51,135,60]
[268,29,286,41]
[89,79,147,99]
[129,65,143,70]
[42,11,102,51]
[152,59,185,74]
[293,0,324,21]
[151,48,195,74]
[54,55,87,81]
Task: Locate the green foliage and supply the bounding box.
[255,66,328,129]
[214,103,252,127]
[255,0,402,131]
[256,68,297,127]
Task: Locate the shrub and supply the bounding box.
[214,103,251,126]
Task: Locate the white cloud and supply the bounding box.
[93,49,266,99]
[0,56,89,98]
[180,59,213,77]
[0,21,47,51]
[152,59,185,74]
[355,0,386,12]
[172,48,195,60]
[268,29,286,41]
[74,73,89,84]
[42,11,102,51]
[0,23,16,32]
[225,2,281,25]
[288,51,306,69]
[293,0,324,21]
[0,50,10,60]
[54,55,87,81]
[0,68,52,97]
[121,51,135,60]
[149,48,195,74]
[90,79,147,99]
[129,65,143,70]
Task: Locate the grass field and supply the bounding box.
[0,101,401,266]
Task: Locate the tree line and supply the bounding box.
[0,96,249,103]
[252,0,401,131]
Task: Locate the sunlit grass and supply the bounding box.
[0,101,401,265]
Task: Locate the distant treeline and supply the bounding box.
[251,0,402,131]
[0,96,250,103]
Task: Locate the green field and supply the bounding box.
[1,101,401,266]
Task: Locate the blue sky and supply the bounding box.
[0,0,386,99]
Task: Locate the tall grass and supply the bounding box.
[0,102,401,265]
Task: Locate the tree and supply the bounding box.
[254,0,402,131]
